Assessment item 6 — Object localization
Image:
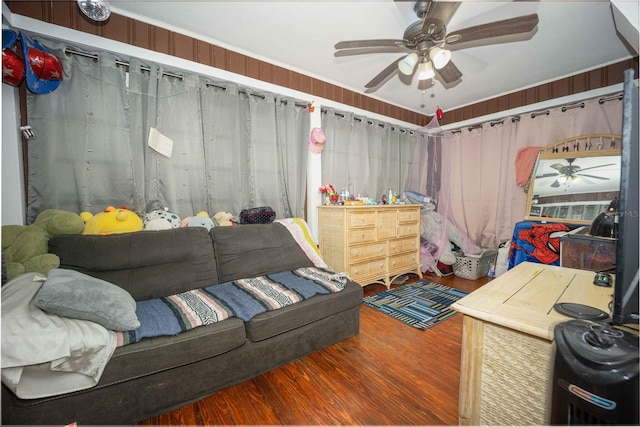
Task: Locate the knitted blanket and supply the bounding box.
[116,267,347,347]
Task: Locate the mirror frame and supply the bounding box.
[525,134,622,225]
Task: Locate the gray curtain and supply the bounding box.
[26,41,309,223]
[27,45,135,221]
[321,108,416,200]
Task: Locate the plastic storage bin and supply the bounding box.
[453,249,498,280]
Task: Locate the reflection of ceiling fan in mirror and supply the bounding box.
[334,0,539,92]
[536,158,616,188]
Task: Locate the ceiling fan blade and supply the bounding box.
[335,46,411,57]
[434,59,462,84]
[575,163,617,173]
[445,13,539,46]
[550,179,561,188]
[575,173,610,181]
[335,39,406,50]
[536,173,561,179]
[417,79,435,91]
[364,57,403,90]
[550,163,566,171]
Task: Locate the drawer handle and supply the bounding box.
[391,244,397,249]
[353,250,359,256]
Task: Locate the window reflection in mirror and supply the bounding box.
[525,153,621,224]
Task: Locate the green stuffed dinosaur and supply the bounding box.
[2,209,84,281]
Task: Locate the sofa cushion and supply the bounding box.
[211,223,314,283]
[48,228,218,301]
[35,269,140,331]
[245,280,363,342]
[98,317,246,387]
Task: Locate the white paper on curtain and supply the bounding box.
[147,127,174,158]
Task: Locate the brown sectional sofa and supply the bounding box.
[1,221,363,425]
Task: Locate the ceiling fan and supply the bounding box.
[334,0,539,92]
[536,158,616,188]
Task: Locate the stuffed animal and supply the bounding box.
[213,211,236,227]
[143,207,181,231]
[81,206,143,235]
[1,209,84,281]
[181,211,215,231]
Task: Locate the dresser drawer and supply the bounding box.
[398,209,420,223]
[347,211,376,227]
[349,258,386,282]
[398,222,419,237]
[388,237,418,255]
[348,227,376,244]
[388,252,419,271]
[349,242,387,263]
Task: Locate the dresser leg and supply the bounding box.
[459,315,484,426]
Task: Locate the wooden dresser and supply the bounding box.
[317,204,422,288]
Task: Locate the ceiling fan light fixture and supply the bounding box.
[77,0,111,22]
[429,47,451,70]
[398,52,419,75]
[418,61,435,80]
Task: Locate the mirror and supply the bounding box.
[525,135,622,225]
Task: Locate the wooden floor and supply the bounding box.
[139,272,490,426]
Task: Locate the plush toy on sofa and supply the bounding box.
[1,209,85,281]
[213,211,236,227]
[81,206,143,235]
[181,211,215,231]
[143,207,181,231]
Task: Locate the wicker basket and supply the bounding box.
[453,249,498,280]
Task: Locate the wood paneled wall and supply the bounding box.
[441,58,638,125]
[6,1,639,127]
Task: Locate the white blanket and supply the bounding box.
[1,273,116,399]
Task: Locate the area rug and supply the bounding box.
[363,280,468,330]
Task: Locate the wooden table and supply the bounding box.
[451,262,612,425]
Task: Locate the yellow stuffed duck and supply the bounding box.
[80,206,143,235]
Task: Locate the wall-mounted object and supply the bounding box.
[525,134,622,225]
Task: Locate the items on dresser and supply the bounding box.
[317,204,422,289]
[559,226,616,272]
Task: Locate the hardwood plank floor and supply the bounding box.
[138,273,490,425]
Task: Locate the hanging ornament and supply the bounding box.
[309,127,326,154]
[436,107,444,120]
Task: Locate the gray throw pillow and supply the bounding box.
[35,268,140,331]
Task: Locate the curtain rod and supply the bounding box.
[319,107,416,135]
[64,48,308,108]
[447,92,622,134]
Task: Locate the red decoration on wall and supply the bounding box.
[436,107,443,120]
